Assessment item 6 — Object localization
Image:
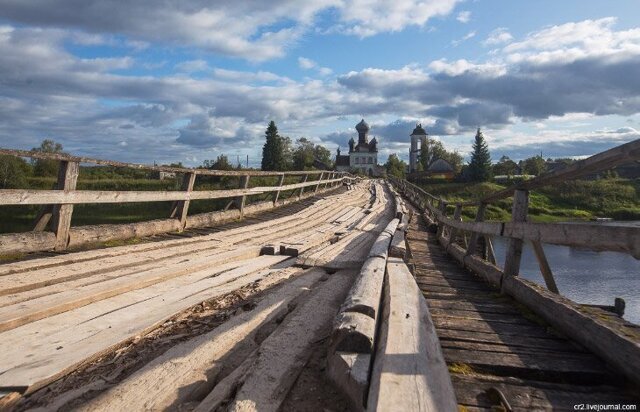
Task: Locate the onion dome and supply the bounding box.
[411,123,427,136]
[355,119,370,133]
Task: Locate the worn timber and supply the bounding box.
[405,214,639,410]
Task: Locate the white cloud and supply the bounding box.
[451,30,476,46]
[483,27,513,46]
[175,59,210,73]
[298,57,317,69]
[456,11,471,23]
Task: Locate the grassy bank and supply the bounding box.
[415,178,640,222]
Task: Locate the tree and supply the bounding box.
[203,155,233,171]
[261,121,289,171]
[32,139,65,177]
[521,155,546,176]
[385,154,407,179]
[493,155,518,176]
[291,137,333,170]
[467,128,492,182]
[0,155,29,188]
[419,136,463,173]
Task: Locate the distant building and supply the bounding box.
[335,119,379,175]
[427,158,455,179]
[409,123,427,173]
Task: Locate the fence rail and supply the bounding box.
[0,147,357,253]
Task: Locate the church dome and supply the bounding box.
[355,119,370,133]
[411,123,427,136]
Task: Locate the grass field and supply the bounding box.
[415,178,640,222]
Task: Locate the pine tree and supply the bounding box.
[261,121,286,171]
[468,128,492,182]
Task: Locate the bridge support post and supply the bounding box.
[170,172,196,231]
[314,172,324,194]
[298,174,309,199]
[465,203,487,256]
[448,204,463,247]
[503,189,529,282]
[51,160,79,250]
[531,240,559,294]
[235,175,250,217]
[273,174,285,205]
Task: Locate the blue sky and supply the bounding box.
[1,0,639,167]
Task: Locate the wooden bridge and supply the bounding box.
[0,141,638,411]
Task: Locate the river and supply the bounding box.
[490,222,640,325]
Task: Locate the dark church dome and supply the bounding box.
[355,119,370,133]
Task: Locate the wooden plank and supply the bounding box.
[368,258,457,412]
[442,348,608,377]
[435,328,579,352]
[0,256,292,391]
[326,353,371,412]
[77,268,324,411]
[235,175,250,217]
[0,248,266,332]
[0,179,345,205]
[340,256,386,319]
[502,274,640,387]
[51,160,79,250]
[228,269,357,412]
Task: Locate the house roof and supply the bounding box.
[428,158,454,172]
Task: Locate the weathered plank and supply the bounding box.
[78,268,323,411]
[368,258,457,412]
[51,160,79,250]
[228,269,357,412]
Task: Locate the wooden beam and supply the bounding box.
[273,174,285,205]
[297,173,308,199]
[531,240,559,294]
[503,189,529,280]
[234,175,250,217]
[465,203,487,256]
[314,172,324,194]
[368,258,457,411]
[448,204,462,248]
[170,172,196,231]
[51,161,79,251]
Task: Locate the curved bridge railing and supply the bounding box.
[0,148,357,254]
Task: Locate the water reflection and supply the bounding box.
[491,236,640,325]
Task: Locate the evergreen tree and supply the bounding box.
[261,121,287,171]
[467,128,492,182]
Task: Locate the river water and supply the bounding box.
[490,222,640,325]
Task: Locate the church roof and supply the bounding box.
[354,142,378,153]
[336,154,350,166]
[355,119,370,132]
[411,123,427,136]
[428,158,454,172]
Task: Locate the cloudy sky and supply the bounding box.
[1,0,639,167]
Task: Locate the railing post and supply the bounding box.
[170,172,196,231]
[235,174,250,217]
[315,172,324,194]
[436,200,447,239]
[298,173,309,199]
[448,204,462,247]
[273,174,285,205]
[465,203,487,256]
[531,241,560,294]
[503,189,529,279]
[51,160,79,250]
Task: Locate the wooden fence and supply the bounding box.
[388,138,640,386]
[0,148,357,254]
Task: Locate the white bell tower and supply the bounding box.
[410,123,427,173]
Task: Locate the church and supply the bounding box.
[335,119,379,175]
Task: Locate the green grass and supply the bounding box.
[417,178,640,222]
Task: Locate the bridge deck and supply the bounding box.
[406,215,639,411]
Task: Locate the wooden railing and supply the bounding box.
[389,138,640,286]
[0,148,357,254]
[388,138,640,386]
